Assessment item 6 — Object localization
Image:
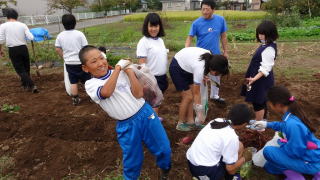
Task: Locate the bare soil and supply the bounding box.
[0,70,319,180]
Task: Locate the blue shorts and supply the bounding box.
[169,57,193,91]
[65,64,91,84]
[188,160,236,180]
[155,74,168,93]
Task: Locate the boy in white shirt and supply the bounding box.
[79,45,171,180]
[0,8,38,93]
[55,14,90,105]
[187,104,254,179]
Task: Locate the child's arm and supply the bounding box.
[124,68,143,98]
[99,66,121,98]
[247,47,275,84]
[55,47,63,59]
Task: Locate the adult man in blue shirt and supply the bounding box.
[185,0,228,104]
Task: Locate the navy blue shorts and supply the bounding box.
[65,64,91,84]
[155,74,168,93]
[169,57,193,91]
[188,160,225,180]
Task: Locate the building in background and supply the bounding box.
[161,0,202,11]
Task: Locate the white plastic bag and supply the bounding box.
[195,82,209,125]
[128,64,164,107]
[252,132,281,167]
[64,63,72,96]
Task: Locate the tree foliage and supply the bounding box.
[263,0,320,17]
[48,0,85,14]
[0,0,16,7]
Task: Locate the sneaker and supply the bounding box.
[160,168,170,180]
[31,86,39,93]
[176,122,191,131]
[186,123,205,130]
[211,97,226,104]
[72,96,81,106]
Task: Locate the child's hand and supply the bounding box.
[246,77,256,85]
[252,121,267,131]
[116,59,131,70]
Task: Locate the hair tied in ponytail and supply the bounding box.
[289,96,295,102]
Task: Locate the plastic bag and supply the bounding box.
[129,64,163,107]
[195,82,209,125]
[30,28,51,42]
[252,132,281,167]
[64,63,72,96]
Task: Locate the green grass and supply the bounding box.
[124,10,268,21]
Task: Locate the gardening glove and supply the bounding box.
[194,104,205,125]
[243,148,253,162]
[252,120,267,131]
[116,59,132,70]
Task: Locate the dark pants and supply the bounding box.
[8,45,34,89]
[188,160,236,180]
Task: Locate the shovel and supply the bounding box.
[31,41,41,77]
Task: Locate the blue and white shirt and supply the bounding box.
[85,70,145,120]
[267,112,320,163]
[189,15,227,55]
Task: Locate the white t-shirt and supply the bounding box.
[136,36,168,76]
[0,21,34,47]
[85,70,145,120]
[186,118,239,167]
[55,30,88,65]
[174,47,210,84]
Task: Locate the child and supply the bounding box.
[241,20,278,121]
[0,8,38,93]
[253,86,320,176]
[187,104,254,179]
[137,12,168,117]
[169,47,229,131]
[79,45,171,180]
[55,14,91,105]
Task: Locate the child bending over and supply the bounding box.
[186,104,254,179]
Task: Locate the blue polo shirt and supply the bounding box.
[189,15,227,55]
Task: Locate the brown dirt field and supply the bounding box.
[0,69,319,180]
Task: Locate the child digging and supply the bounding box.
[253,86,320,178]
[79,45,171,180]
[186,104,255,179]
[55,14,91,105]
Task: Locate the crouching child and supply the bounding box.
[186,104,254,179]
[79,45,171,180]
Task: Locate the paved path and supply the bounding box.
[36,15,124,34]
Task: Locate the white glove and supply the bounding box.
[194,104,205,125]
[252,121,267,131]
[116,59,131,70]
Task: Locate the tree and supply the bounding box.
[0,0,16,7]
[48,0,85,14]
[263,0,320,17]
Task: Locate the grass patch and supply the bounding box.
[0,156,15,179]
[124,10,268,21]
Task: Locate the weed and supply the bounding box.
[1,104,20,113]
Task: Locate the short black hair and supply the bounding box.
[62,14,76,30]
[142,13,165,38]
[98,46,107,54]
[201,53,229,76]
[201,0,216,9]
[79,45,98,65]
[227,104,253,125]
[5,8,18,19]
[256,20,279,44]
